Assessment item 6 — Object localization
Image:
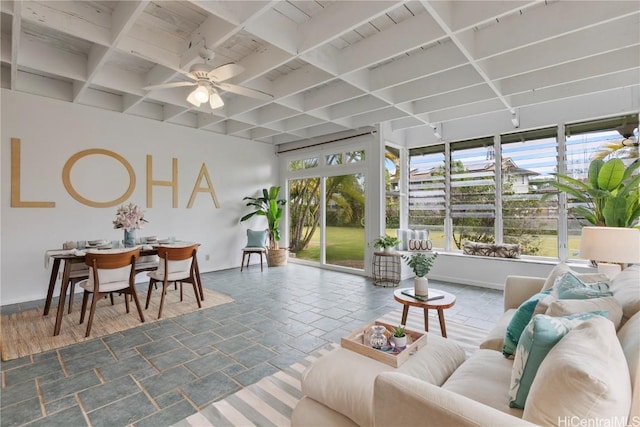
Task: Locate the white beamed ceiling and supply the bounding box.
[1,0,638,145]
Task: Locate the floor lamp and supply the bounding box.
[579,226,640,279]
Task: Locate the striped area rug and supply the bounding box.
[174,310,489,426]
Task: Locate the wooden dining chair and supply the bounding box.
[78,248,144,337]
[145,244,201,319]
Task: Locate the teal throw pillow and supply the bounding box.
[246,229,267,248]
[509,311,607,409]
[554,272,611,299]
[502,289,553,357]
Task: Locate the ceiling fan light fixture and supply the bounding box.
[194,84,210,102]
[186,88,203,107]
[208,87,224,110]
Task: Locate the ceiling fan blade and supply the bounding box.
[207,64,245,82]
[143,81,197,91]
[215,82,273,101]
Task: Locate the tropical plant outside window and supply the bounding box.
[385,146,400,230]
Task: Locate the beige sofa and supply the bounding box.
[292,265,640,427]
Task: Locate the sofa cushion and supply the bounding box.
[617,311,640,421]
[480,309,516,351]
[523,316,632,425]
[509,312,606,409]
[553,272,611,299]
[541,262,609,291]
[503,290,552,357]
[442,349,523,419]
[301,334,465,427]
[545,296,623,329]
[609,265,640,324]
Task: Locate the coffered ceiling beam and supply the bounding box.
[10,0,21,90]
[499,47,640,95]
[425,98,505,123]
[162,104,187,122]
[282,114,325,132]
[256,104,299,126]
[480,15,640,80]
[270,64,333,98]
[19,36,86,82]
[244,9,298,55]
[329,95,389,119]
[336,13,446,74]
[432,1,536,33]
[20,1,111,47]
[349,107,406,128]
[276,94,305,113]
[304,81,365,111]
[369,41,467,91]
[470,1,640,60]
[509,70,640,108]
[298,1,399,53]
[73,1,148,102]
[421,0,514,114]
[412,84,496,114]
[388,65,484,104]
[93,64,146,96]
[390,116,426,131]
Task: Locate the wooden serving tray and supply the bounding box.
[340,321,427,368]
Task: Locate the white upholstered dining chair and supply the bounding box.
[77,248,145,337]
[145,244,201,319]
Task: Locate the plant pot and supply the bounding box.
[391,335,407,349]
[267,248,288,267]
[383,246,395,253]
[414,276,428,297]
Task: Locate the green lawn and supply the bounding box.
[295,226,365,267]
[294,227,581,262]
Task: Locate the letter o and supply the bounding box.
[62,149,136,208]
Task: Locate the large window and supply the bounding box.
[450,138,496,250]
[501,129,558,257]
[406,114,638,261]
[408,147,446,249]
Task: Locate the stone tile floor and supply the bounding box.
[0,264,504,427]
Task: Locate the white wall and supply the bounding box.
[1,90,278,305]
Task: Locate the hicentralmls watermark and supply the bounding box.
[557,416,640,427]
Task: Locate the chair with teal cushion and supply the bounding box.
[241,229,268,272]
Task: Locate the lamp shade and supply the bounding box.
[580,226,640,264]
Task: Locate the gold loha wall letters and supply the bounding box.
[10,137,220,209]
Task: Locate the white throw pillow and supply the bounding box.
[522,316,632,425]
[541,263,609,291]
[545,296,623,330]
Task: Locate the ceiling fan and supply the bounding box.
[142,60,273,110]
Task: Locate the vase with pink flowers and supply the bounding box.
[113,203,148,247]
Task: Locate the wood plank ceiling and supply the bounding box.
[1,1,638,145]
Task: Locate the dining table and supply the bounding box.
[43,245,204,336]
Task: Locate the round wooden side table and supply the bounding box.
[393,287,456,337]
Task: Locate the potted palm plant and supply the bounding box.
[401,252,438,296]
[241,186,288,266]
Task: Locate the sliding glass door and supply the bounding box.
[325,173,365,269]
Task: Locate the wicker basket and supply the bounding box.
[267,248,288,267]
